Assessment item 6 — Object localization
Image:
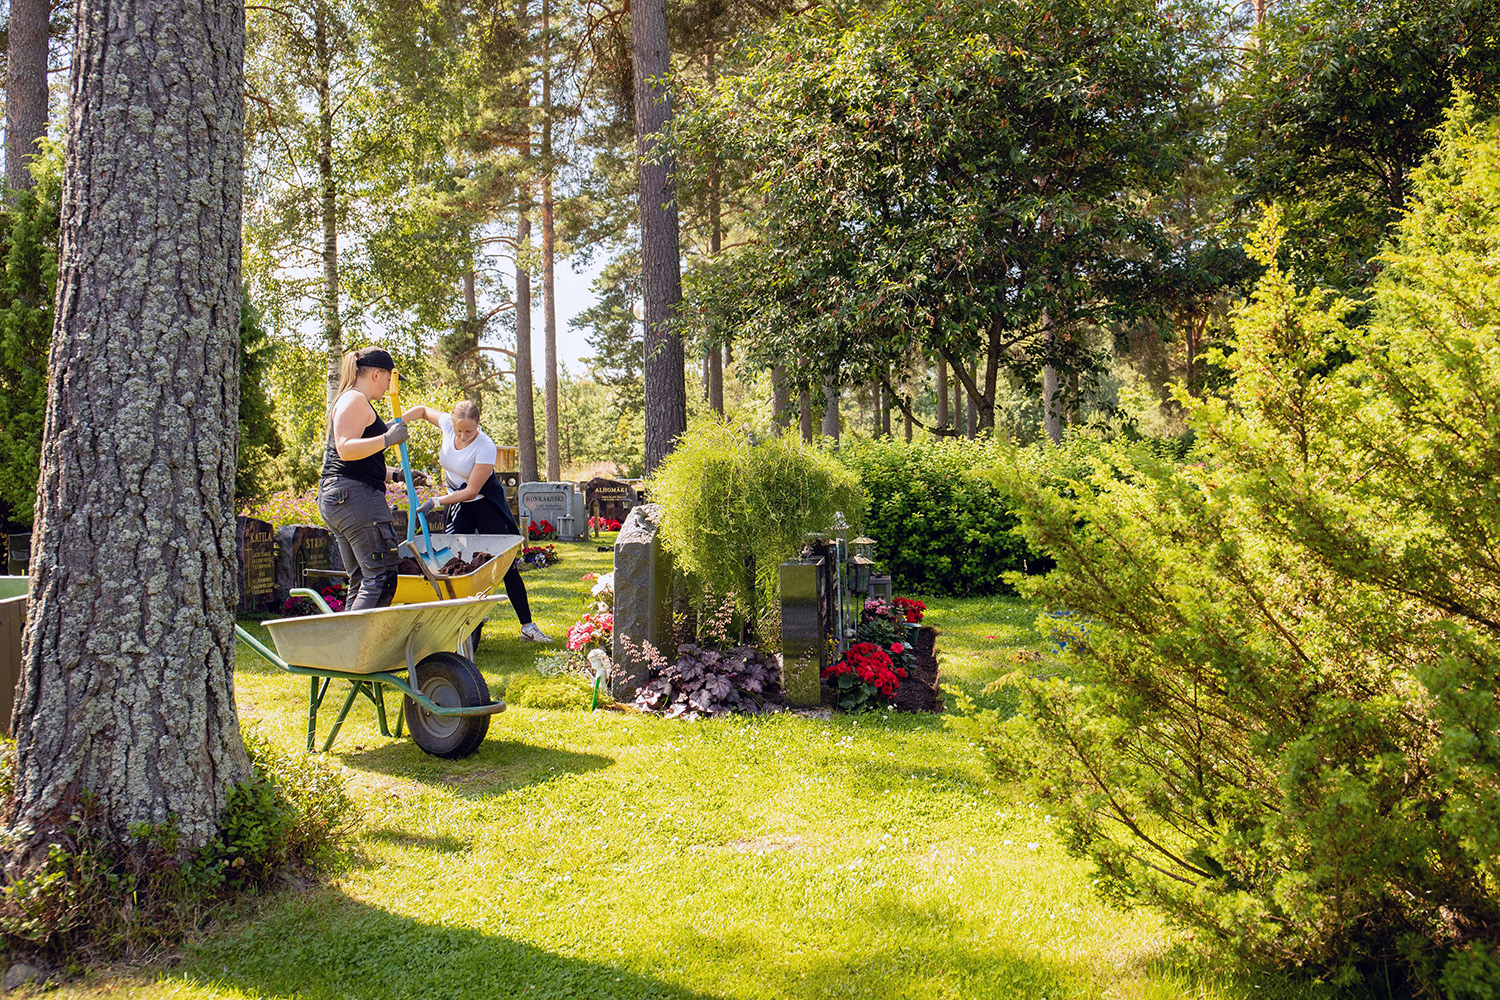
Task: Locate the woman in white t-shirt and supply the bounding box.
[405,400,551,644]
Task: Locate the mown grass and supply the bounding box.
[45,538,1328,1000]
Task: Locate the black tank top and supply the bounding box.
[321,392,388,490]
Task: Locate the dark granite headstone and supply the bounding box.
[275,524,334,603]
[611,504,674,698]
[236,516,276,614]
[584,477,636,524]
[6,533,29,576]
[780,556,828,707]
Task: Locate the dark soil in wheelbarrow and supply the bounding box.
[396,551,493,577]
[891,626,941,713]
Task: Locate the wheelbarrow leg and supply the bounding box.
[307,676,319,753]
[321,680,366,753]
[373,682,392,737]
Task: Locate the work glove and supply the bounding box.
[418,498,440,516]
[382,421,409,447]
[412,469,432,487]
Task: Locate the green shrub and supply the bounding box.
[506,673,597,711]
[835,437,1040,597]
[0,729,357,960]
[974,100,1500,996]
[649,419,863,633]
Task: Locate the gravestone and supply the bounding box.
[6,533,29,576]
[584,477,636,525]
[611,504,674,698]
[780,555,830,707]
[275,524,335,603]
[517,481,586,540]
[236,516,276,614]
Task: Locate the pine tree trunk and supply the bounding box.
[4,0,50,193]
[11,0,252,866]
[462,270,481,403]
[316,5,341,404]
[541,0,560,482]
[706,43,725,417]
[513,2,539,485]
[633,0,686,474]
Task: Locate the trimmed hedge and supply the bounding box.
[835,438,1040,597]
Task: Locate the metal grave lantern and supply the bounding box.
[849,537,876,594]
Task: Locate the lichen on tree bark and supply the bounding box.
[8,0,252,867]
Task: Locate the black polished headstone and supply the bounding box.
[236,516,276,614]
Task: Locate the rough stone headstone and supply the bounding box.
[779,556,828,707]
[275,524,334,603]
[518,481,586,540]
[235,516,276,614]
[4,961,42,991]
[584,477,636,525]
[611,504,674,698]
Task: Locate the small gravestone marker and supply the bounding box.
[611,504,674,698]
[236,516,276,614]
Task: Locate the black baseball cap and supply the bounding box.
[354,347,396,371]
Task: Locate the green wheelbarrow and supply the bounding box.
[234,589,507,759]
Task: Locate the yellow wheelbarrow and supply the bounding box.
[235,590,507,758]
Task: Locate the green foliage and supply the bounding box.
[0,149,60,529]
[1230,0,1500,290]
[0,730,356,960]
[836,437,1037,597]
[505,673,597,711]
[977,103,1500,994]
[237,292,284,502]
[677,0,1218,427]
[648,419,862,630]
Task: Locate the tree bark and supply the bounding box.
[771,364,790,433]
[936,357,948,432]
[799,387,813,442]
[514,2,539,485]
[315,4,341,404]
[461,270,481,403]
[880,383,891,437]
[633,0,686,474]
[706,43,724,417]
[1042,310,1062,444]
[11,0,252,864]
[541,0,560,482]
[870,383,881,437]
[821,381,839,441]
[5,0,50,193]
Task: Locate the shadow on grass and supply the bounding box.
[179,891,726,1000]
[339,737,614,798]
[362,828,474,854]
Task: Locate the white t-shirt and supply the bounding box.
[438,413,499,491]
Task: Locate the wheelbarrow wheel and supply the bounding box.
[405,652,491,759]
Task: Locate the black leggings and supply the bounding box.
[448,495,532,625]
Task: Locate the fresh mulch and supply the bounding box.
[892,626,941,713]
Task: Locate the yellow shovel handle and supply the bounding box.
[389,369,403,420]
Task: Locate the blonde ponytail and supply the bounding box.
[325,351,365,434]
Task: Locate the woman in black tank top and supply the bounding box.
[316,347,413,611]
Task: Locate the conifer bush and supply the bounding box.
[979,98,1500,995]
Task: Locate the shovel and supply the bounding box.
[388,371,452,575]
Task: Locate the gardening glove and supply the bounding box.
[412,469,432,487]
[382,421,409,447]
[418,498,440,516]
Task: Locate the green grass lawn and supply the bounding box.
[48,539,1321,1000]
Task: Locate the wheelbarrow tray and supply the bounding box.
[392,533,523,605]
[263,594,505,675]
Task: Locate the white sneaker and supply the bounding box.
[520,622,553,643]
